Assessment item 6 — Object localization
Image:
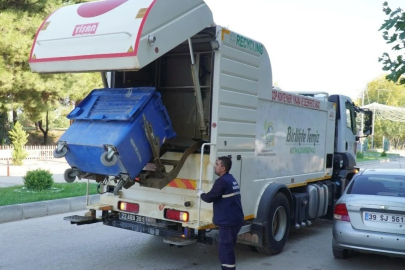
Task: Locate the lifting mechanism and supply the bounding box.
[189,38,207,135]
[60,37,209,193]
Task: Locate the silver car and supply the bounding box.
[332,169,405,259]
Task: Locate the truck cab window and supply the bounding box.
[345,101,357,135]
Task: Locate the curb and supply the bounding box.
[0,194,100,224]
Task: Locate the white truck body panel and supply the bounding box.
[212,27,271,187]
[29,0,214,73]
[210,28,336,218]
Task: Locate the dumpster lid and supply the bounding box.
[29,0,214,73]
[68,87,156,121]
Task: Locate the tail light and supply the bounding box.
[334,203,350,222]
[165,209,189,222]
[118,201,139,213]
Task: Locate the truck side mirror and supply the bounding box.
[363,110,373,136]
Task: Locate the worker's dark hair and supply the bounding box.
[218,156,232,172]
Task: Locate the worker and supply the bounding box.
[197,156,244,270]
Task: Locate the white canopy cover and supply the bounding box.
[29,0,214,73]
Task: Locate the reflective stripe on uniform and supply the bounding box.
[222,264,236,267]
[222,191,240,198]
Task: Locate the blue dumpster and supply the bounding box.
[58,87,176,180]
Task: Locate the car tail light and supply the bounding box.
[334,203,350,221]
[165,209,189,222]
[118,201,139,213]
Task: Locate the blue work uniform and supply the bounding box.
[201,173,244,270]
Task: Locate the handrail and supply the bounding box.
[197,143,216,228]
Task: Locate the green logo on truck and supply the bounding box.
[233,34,264,55]
[261,121,275,147]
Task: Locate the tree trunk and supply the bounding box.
[37,111,49,145]
[12,110,17,125]
[393,138,399,150]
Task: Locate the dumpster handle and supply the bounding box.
[197,143,216,228]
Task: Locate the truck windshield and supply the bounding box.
[345,101,357,135]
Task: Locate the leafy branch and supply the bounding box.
[379,2,405,85]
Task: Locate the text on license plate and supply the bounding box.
[364,212,405,224]
[119,213,146,223]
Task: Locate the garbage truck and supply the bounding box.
[29,0,372,254]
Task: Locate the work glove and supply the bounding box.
[197,189,204,197]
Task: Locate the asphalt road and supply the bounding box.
[1,211,404,270]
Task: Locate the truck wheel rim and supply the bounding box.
[272,206,287,241]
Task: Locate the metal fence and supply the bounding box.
[0,145,56,160]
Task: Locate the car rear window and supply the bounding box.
[348,174,405,196]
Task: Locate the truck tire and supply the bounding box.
[100,152,118,167]
[64,169,77,183]
[332,246,349,259]
[53,147,68,158]
[256,193,290,255]
[236,243,256,251]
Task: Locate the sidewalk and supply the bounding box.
[0,159,70,187]
[0,159,70,176]
[0,159,99,224]
[357,157,396,166]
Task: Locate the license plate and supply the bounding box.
[364,212,405,224]
[119,213,145,223]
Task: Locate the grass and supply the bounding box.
[0,182,99,207]
[356,151,400,162]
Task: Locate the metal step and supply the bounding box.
[163,236,197,246]
[64,215,100,225]
[86,203,113,211]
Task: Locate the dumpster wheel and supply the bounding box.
[64,169,77,183]
[100,152,118,167]
[53,147,68,158]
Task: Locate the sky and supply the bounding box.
[204,0,404,100]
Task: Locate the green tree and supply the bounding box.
[0,0,101,145]
[379,2,405,85]
[8,121,28,165]
[362,76,405,149]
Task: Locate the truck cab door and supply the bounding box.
[329,95,358,158]
[336,97,357,158]
[343,100,357,157]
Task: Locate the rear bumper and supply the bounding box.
[103,218,213,245]
[333,220,405,257]
[104,219,179,237]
